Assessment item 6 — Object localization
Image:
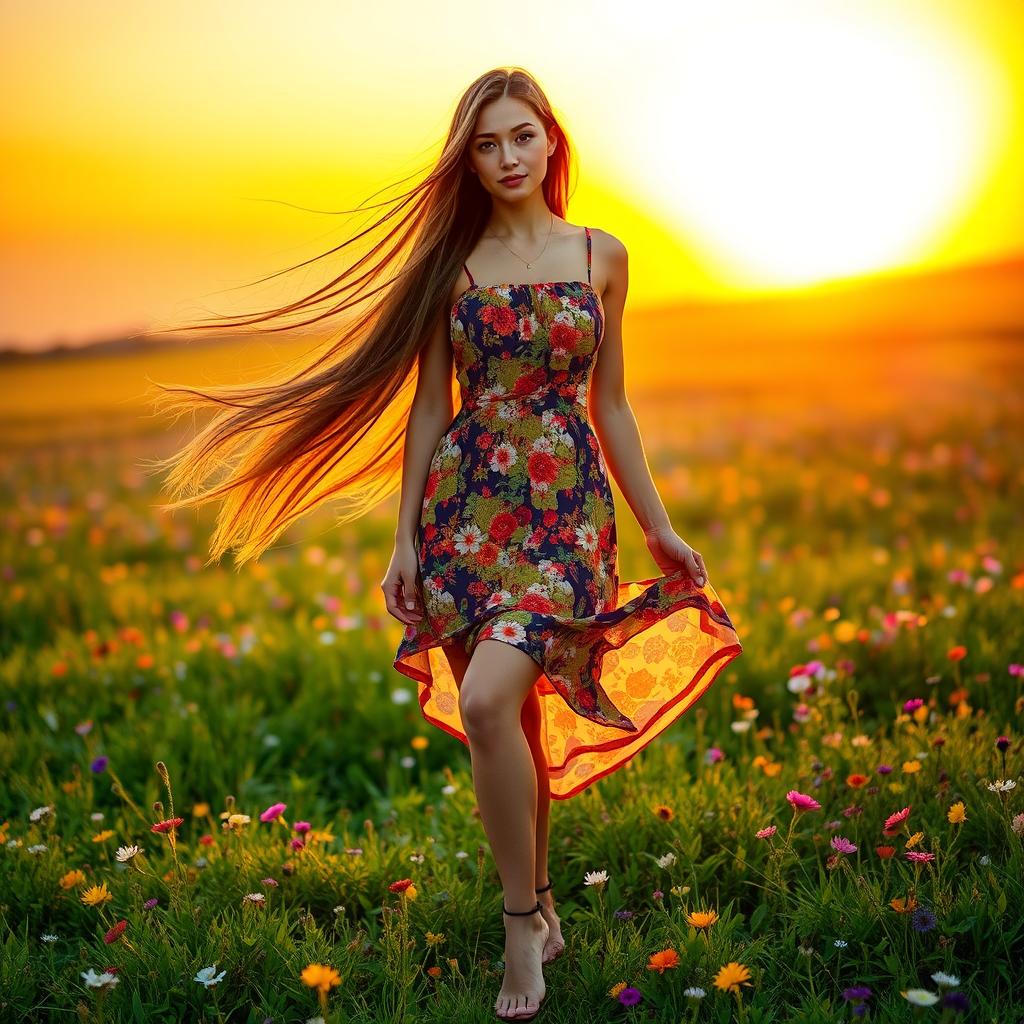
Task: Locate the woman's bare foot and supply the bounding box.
[536,889,565,964]
[495,908,548,1020]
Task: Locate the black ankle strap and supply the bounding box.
[535,881,553,894]
[503,900,542,916]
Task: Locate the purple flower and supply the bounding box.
[90,755,109,774]
[903,698,924,713]
[704,746,724,765]
[843,985,872,1002]
[942,991,970,1013]
[614,909,635,920]
[877,764,893,774]
[830,836,857,855]
[911,907,937,932]
[618,987,642,1007]
[652,890,664,902]
[143,897,159,909]
[995,735,1010,752]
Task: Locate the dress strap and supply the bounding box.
[463,261,475,288]
[584,226,592,283]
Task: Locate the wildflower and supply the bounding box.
[259,802,287,822]
[652,889,664,901]
[193,802,210,817]
[755,825,777,839]
[103,920,127,944]
[92,830,115,843]
[683,986,706,998]
[987,779,1016,793]
[151,817,184,834]
[647,948,680,973]
[948,801,967,825]
[843,985,872,1002]
[618,987,643,1006]
[652,804,674,821]
[424,931,445,946]
[1011,812,1024,836]
[911,907,937,932]
[243,892,267,908]
[834,939,848,948]
[905,831,924,848]
[786,791,821,812]
[875,845,896,859]
[400,756,416,768]
[608,982,627,999]
[883,806,911,833]
[294,821,312,834]
[656,852,676,869]
[300,963,342,995]
[903,698,924,713]
[846,773,869,788]
[901,760,921,774]
[947,645,966,661]
[143,897,159,909]
[931,971,960,987]
[80,883,113,907]
[906,851,935,863]
[713,961,752,993]
[29,805,53,823]
[115,845,141,863]
[388,878,414,893]
[261,877,279,887]
[27,843,48,855]
[704,746,725,764]
[904,989,939,1006]
[996,735,1011,752]
[686,909,718,930]
[830,836,857,854]
[195,964,226,987]
[40,933,59,943]
[583,869,609,889]
[81,968,119,991]
[426,966,442,978]
[411,736,429,750]
[226,813,251,829]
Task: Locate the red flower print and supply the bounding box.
[489,512,518,544]
[527,451,560,487]
[477,542,501,567]
[550,322,583,350]
[520,592,557,613]
[483,305,518,336]
[514,505,533,526]
[543,510,559,527]
[423,471,439,502]
[477,432,493,449]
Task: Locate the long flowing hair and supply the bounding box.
[141,66,577,569]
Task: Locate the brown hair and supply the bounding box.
[141,66,577,569]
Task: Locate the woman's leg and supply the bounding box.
[519,688,565,962]
[458,638,549,1021]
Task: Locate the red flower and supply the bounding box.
[388,878,413,894]
[527,451,560,487]
[489,512,518,544]
[103,920,128,944]
[875,846,896,859]
[151,817,185,834]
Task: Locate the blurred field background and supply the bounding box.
[3,0,1024,1021]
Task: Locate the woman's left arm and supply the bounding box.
[589,231,707,588]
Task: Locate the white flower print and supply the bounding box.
[487,619,528,644]
[575,520,599,551]
[485,590,513,609]
[489,442,518,474]
[454,524,484,554]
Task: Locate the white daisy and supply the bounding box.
[115,845,141,863]
[575,521,599,551]
[656,852,676,869]
[194,964,226,987]
[454,523,485,553]
[81,969,119,990]
[29,805,53,823]
[683,987,706,999]
[583,869,609,888]
[903,989,939,1006]
[40,933,59,943]
[930,971,960,987]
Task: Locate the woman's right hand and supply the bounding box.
[381,539,425,625]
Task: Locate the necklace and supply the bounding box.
[491,211,555,269]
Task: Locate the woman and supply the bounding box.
[147,66,742,1022]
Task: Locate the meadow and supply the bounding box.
[1,326,1022,1023]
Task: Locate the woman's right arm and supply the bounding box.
[381,305,455,625]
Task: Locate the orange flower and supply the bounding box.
[713,961,753,993]
[947,645,967,661]
[300,963,342,995]
[426,966,442,978]
[846,774,869,788]
[876,846,896,859]
[652,805,674,822]
[647,948,680,973]
[60,869,86,890]
[890,895,919,914]
[686,909,719,930]
[732,694,755,710]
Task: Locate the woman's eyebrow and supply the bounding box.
[473,121,535,140]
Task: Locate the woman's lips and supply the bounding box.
[500,175,526,187]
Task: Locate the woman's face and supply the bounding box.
[466,96,556,200]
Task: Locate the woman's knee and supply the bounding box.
[458,682,518,742]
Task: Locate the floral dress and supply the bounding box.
[394,226,743,799]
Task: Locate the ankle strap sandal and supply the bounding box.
[535,881,553,894]
[503,900,542,916]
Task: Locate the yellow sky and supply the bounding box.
[0,0,1021,350]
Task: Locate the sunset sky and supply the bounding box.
[1,0,1021,351]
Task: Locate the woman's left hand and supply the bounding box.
[643,526,707,586]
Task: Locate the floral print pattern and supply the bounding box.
[394,227,743,799]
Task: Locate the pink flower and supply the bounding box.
[905,851,935,863]
[903,698,924,713]
[755,825,778,839]
[786,790,822,813]
[260,803,287,823]
[831,836,857,855]
[294,821,311,834]
[883,806,911,832]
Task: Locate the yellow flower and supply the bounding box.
[91,830,115,843]
[60,869,86,890]
[192,802,210,818]
[686,909,719,930]
[411,736,429,750]
[904,831,925,849]
[608,982,627,999]
[901,761,921,775]
[425,931,445,946]
[300,963,342,995]
[308,828,335,844]
[947,801,967,825]
[80,883,113,907]
[890,895,918,914]
[888,781,905,794]
[404,884,418,901]
[713,961,753,993]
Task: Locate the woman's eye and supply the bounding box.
[477,133,534,151]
